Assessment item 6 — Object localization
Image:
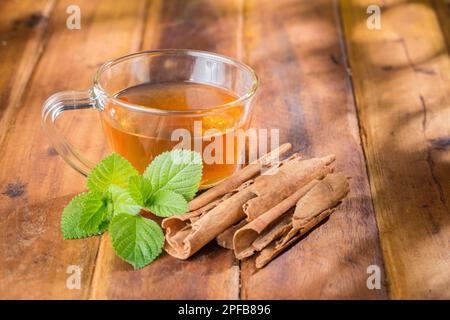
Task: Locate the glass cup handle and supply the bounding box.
[41,90,99,176]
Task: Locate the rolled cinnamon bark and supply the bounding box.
[255,209,334,268]
[255,173,350,268]
[243,155,335,220]
[233,179,320,259]
[216,220,248,249]
[163,153,336,260]
[252,213,292,251]
[188,143,292,211]
[163,185,254,259]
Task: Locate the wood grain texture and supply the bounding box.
[239,0,387,299]
[433,0,450,50]
[2,0,449,300]
[89,0,243,299]
[0,0,55,153]
[0,0,147,299]
[341,0,450,298]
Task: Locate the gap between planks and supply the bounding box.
[333,0,392,297]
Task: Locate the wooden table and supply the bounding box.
[0,0,449,299]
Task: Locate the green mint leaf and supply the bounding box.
[87,153,138,193]
[147,189,188,217]
[128,175,153,207]
[79,191,108,233]
[109,185,141,216]
[143,149,202,202]
[61,193,107,239]
[109,214,164,269]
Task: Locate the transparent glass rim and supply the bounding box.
[93,49,259,115]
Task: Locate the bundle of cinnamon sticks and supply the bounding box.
[162,143,350,268]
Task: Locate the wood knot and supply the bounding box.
[429,137,450,150]
[2,181,27,198]
[12,13,46,30]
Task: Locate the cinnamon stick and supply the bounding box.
[252,213,292,251]
[233,179,320,259]
[188,143,292,211]
[255,173,350,268]
[163,185,255,259]
[216,220,248,249]
[163,154,335,260]
[255,209,334,268]
[243,155,335,220]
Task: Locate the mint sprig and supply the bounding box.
[143,149,202,202]
[79,191,108,233]
[87,153,139,192]
[128,176,153,207]
[147,189,188,217]
[61,193,108,239]
[109,185,141,216]
[110,214,164,269]
[60,150,202,269]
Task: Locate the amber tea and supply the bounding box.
[42,50,258,183]
[101,82,249,187]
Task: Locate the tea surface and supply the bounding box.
[116,82,237,110]
[101,82,246,187]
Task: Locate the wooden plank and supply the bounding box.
[144,0,244,59]
[89,0,243,299]
[239,0,387,299]
[0,0,147,299]
[341,0,450,298]
[0,0,56,152]
[433,0,450,50]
